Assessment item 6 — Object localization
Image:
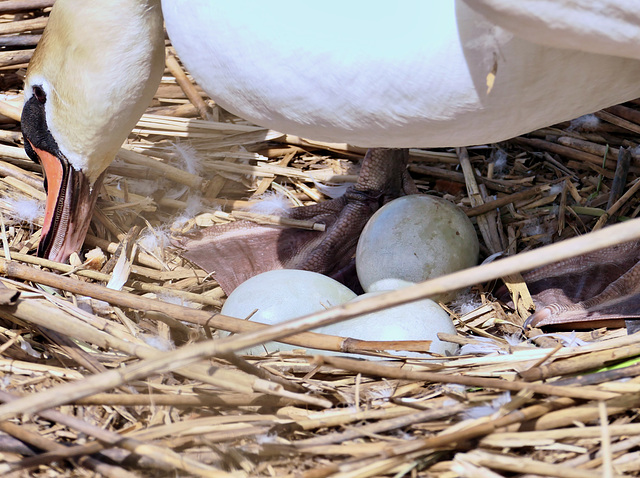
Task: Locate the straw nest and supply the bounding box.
[0,2,640,477]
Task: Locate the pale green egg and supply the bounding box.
[356,195,478,302]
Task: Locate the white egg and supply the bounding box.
[220,269,357,354]
[221,269,458,358]
[321,292,459,357]
[356,195,478,301]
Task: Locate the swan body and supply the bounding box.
[21,0,640,263]
[163,1,640,147]
[467,0,640,61]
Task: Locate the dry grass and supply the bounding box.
[0,2,639,477]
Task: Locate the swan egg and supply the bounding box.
[220,269,357,355]
[327,292,458,357]
[356,195,478,301]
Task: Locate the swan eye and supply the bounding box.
[33,85,46,104]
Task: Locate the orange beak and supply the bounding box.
[21,92,103,263]
[28,142,103,262]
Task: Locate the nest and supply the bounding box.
[0,2,640,477]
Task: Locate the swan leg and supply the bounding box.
[178,148,415,294]
[289,148,415,272]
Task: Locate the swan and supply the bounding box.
[19,0,640,325]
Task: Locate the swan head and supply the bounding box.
[21,0,165,262]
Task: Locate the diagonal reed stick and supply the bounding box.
[1,219,640,421]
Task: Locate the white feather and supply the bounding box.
[169,141,203,175]
[142,334,175,351]
[3,197,44,224]
[492,149,509,175]
[247,191,291,215]
[450,292,484,316]
[569,114,600,131]
[139,226,171,254]
[313,181,353,199]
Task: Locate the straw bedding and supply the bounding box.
[0,2,639,477]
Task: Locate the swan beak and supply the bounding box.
[38,147,102,262]
[26,142,103,262]
[22,97,103,263]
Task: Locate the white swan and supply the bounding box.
[163,1,640,147]
[20,0,640,265]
